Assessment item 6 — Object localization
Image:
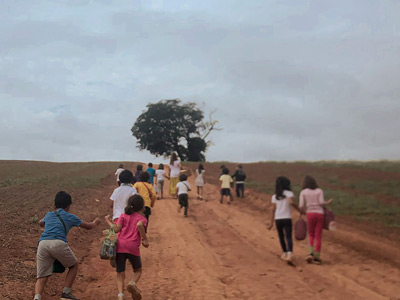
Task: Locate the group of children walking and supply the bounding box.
[33,158,332,300]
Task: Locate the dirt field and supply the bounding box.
[1,160,400,300]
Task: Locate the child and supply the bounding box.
[110,170,137,222]
[34,191,101,300]
[105,194,149,300]
[299,175,333,264]
[268,176,300,264]
[146,163,156,186]
[194,163,205,200]
[219,168,233,204]
[133,172,156,230]
[115,164,125,186]
[176,173,191,217]
[155,164,166,199]
[232,164,246,198]
[134,165,143,183]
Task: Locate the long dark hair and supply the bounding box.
[170,152,178,165]
[125,194,144,215]
[302,175,318,190]
[275,176,291,200]
[198,163,204,174]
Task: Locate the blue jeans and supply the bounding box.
[235,183,244,197]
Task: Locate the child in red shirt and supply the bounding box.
[105,194,149,300]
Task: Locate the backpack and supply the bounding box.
[323,207,336,231]
[295,217,307,240]
[100,226,117,260]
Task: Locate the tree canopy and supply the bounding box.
[131,99,218,161]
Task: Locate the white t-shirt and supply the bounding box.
[176,181,191,195]
[156,169,165,181]
[115,168,125,181]
[271,190,294,220]
[110,184,137,220]
[169,160,181,178]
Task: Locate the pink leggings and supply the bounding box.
[307,213,324,252]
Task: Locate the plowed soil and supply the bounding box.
[1,161,399,300]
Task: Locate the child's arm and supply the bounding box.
[80,217,101,230]
[268,203,276,230]
[176,186,179,195]
[289,197,301,213]
[39,218,45,227]
[137,221,149,248]
[104,215,122,232]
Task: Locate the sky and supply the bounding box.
[1,0,400,163]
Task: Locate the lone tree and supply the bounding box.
[131,99,219,161]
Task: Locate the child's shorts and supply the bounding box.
[116,253,142,272]
[36,240,77,278]
[178,193,188,207]
[220,188,231,196]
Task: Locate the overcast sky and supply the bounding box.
[1,0,399,163]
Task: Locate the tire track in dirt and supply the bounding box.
[75,176,400,300]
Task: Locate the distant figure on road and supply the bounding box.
[168,153,181,199]
[268,176,301,264]
[155,164,166,199]
[115,164,125,186]
[299,175,332,264]
[146,163,156,186]
[195,163,206,200]
[34,191,100,300]
[105,194,149,300]
[176,173,191,217]
[232,164,246,198]
[219,168,233,204]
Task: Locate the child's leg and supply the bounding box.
[199,186,203,198]
[64,263,78,289]
[35,277,49,296]
[184,195,189,216]
[235,184,240,197]
[240,184,245,197]
[132,268,142,284]
[197,186,200,198]
[275,219,287,253]
[314,214,324,254]
[117,272,125,294]
[283,219,293,253]
[307,213,317,253]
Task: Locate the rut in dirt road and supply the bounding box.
[76,178,400,300]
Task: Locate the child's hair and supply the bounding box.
[275,176,291,200]
[220,164,226,169]
[137,164,143,171]
[237,164,243,169]
[170,152,178,165]
[158,163,164,170]
[302,175,318,190]
[148,162,153,167]
[55,191,72,209]
[222,168,229,175]
[198,163,204,173]
[140,171,150,182]
[119,170,134,184]
[119,164,123,168]
[125,194,145,215]
[179,173,188,181]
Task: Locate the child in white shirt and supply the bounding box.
[176,174,191,217]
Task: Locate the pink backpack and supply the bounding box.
[295,217,307,240]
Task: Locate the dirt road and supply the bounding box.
[74,177,400,300]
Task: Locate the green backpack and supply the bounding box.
[100,226,117,260]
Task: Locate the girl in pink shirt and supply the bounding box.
[299,176,332,264]
[105,194,149,300]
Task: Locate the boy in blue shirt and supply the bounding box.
[34,191,101,300]
[146,162,156,186]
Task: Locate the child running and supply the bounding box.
[155,164,166,199]
[34,191,100,300]
[110,170,137,223]
[146,163,156,186]
[219,168,233,204]
[176,174,191,217]
[195,163,205,200]
[268,176,300,264]
[232,164,246,198]
[115,164,125,186]
[299,175,333,264]
[133,172,156,230]
[105,194,149,300]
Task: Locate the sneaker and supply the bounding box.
[286,252,294,264]
[127,281,142,300]
[60,292,80,300]
[118,293,124,300]
[306,254,314,264]
[280,253,287,261]
[313,257,322,265]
